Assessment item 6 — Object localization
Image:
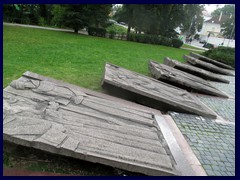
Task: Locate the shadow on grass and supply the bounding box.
[4,141,144,176]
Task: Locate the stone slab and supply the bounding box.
[164,57,229,84]
[184,55,234,76]
[102,63,217,119]
[3,72,187,176]
[148,60,228,98]
[189,52,234,70]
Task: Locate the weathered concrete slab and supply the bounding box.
[148,61,228,98]
[3,72,190,176]
[189,52,234,70]
[102,63,217,119]
[184,55,235,76]
[164,57,229,84]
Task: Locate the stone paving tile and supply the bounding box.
[219,75,235,84]
[210,82,235,98]
[197,96,235,122]
[170,112,235,176]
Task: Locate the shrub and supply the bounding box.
[38,17,47,26]
[88,27,106,37]
[127,33,174,47]
[108,29,116,39]
[171,38,183,48]
[202,46,235,67]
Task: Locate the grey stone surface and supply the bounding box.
[210,82,235,98]
[4,72,183,176]
[170,113,235,176]
[164,57,229,83]
[184,55,234,76]
[148,60,228,98]
[102,63,217,119]
[189,52,234,70]
[197,96,235,122]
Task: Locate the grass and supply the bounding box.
[3,24,194,91]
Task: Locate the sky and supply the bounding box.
[204,4,225,13]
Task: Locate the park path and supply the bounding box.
[3,22,88,35]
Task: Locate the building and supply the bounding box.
[200,14,227,37]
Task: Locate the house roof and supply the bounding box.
[205,15,228,25]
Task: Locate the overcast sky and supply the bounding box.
[204,4,225,13]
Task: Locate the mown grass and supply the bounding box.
[3,25,194,91]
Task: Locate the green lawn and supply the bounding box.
[3,25,195,91]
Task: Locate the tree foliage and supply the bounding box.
[113,4,204,38]
[211,4,235,17]
[4,4,112,33]
[53,4,112,33]
[211,5,235,39]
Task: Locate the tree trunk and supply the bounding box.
[74,29,78,33]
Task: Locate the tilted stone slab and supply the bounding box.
[3,72,188,176]
[102,63,217,119]
[148,60,228,98]
[164,57,229,84]
[184,55,234,76]
[189,52,234,70]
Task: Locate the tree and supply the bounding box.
[53,4,112,33]
[114,4,204,38]
[212,4,235,39]
[180,4,204,35]
[211,4,235,17]
[221,16,235,39]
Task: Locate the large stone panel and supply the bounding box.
[189,52,234,70]
[164,57,229,83]
[3,71,192,176]
[184,55,234,76]
[148,60,228,98]
[102,63,217,119]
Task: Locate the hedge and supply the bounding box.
[127,33,181,48]
[202,46,235,67]
[88,27,106,37]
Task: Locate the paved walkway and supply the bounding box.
[3,22,88,35]
[170,71,235,176]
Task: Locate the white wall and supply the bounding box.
[200,22,221,36]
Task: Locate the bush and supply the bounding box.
[172,38,183,48]
[88,27,106,37]
[38,17,47,26]
[202,46,235,67]
[127,33,175,47]
[108,29,116,39]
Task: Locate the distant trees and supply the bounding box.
[113,4,204,38]
[4,4,112,33]
[4,4,205,37]
[53,4,112,33]
[211,4,235,39]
